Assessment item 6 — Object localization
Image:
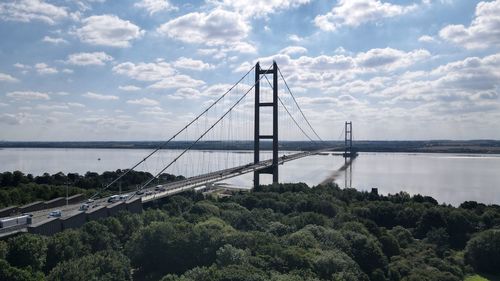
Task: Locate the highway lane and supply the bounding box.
[1,149,336,235]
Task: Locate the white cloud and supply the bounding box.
[76,14,144,47]
[83,92,119,100]
[279,46,308,56]
[6,91,50,100]
[209,0,310,18]
[135,0,177,15]
[67,102,86,108]
[315,0,418,31]
[149,75,205,89]
[0,0,69,25]
[439,0,500,49]
[35,63,58,75]
[418,35,436,43]
[36,104,69,111]
[0,113,25,125]
[127,98,159,106]
[119,85,141,91]
[355,48,430,71]
[113,61,175,81]
[157,9,250,46]
[173,57,214,70]
[0,73,19,82]
[42,36,68,44]
[288,34,304,42]
[66,52,113,66]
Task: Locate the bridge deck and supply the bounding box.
[0,148,338,237]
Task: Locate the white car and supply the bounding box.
[79,204,90,211]
[48,210,62,218]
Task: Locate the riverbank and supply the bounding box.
[1,140,500,154]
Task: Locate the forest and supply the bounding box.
[1,178,500,281]
[0,171,184,208]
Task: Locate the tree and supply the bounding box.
[45,229,89,271]
[0,259,43,281]
[6,234,47,271]
[47,250,131,281]
[465,229,500,274]
[216,244,249,267]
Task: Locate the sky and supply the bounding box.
[0,0,499,141]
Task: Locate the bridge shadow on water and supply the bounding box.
[319,156,356,186]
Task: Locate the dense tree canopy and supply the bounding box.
[1,181,500,280]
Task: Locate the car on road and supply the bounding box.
[135,190,144,195]
[119,194,129,200]
[155,186,166,192]
[48,210,62,218]
[108,195,120,203]
[79,204,90,211]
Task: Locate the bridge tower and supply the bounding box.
[254,61,279,188]
[343,121,355,188]
[344,121,353,158]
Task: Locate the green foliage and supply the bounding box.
[465,229,500,274]
[47,250,131,281]
[6,233,47,271]
[3,181,500,281]
[0,259,44,281]
[45,229,89,272]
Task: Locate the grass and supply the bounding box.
[465,274,500,281]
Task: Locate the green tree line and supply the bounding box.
[1,183,500,281]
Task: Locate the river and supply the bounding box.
[1,148,499,206]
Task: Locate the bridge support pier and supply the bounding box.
[254,61,279,189]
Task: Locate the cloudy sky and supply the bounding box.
[0,0,499,141]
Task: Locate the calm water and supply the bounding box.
[1,148,499,206]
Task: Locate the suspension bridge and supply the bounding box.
[0,61,357,237]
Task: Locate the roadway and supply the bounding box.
[0,149,335,237]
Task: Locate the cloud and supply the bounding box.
[76,14,144,47]
[418,35,436,43]
[83,92,119,100]
[315,0,418,31]
[0,0,69,25]
[67,102,86,108]
[42,36,68,44]
[113,61,175,81]
[157,9,250,46]
[279,46,308,56]
[119,85,141,91]
[0,73,19,82]
[355,48,430,71]
[236,47,431,93]
[77,116,135,130]
[35,63,58,74]
[149,75,205,89]
[127,98,159,106]
[0,113,24,125]
[66,52,113,66]
[209,0,310,18]
[135,0,177,15]
[6,91,50,100]
[439,0,500,49]
[173,57,214,70]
